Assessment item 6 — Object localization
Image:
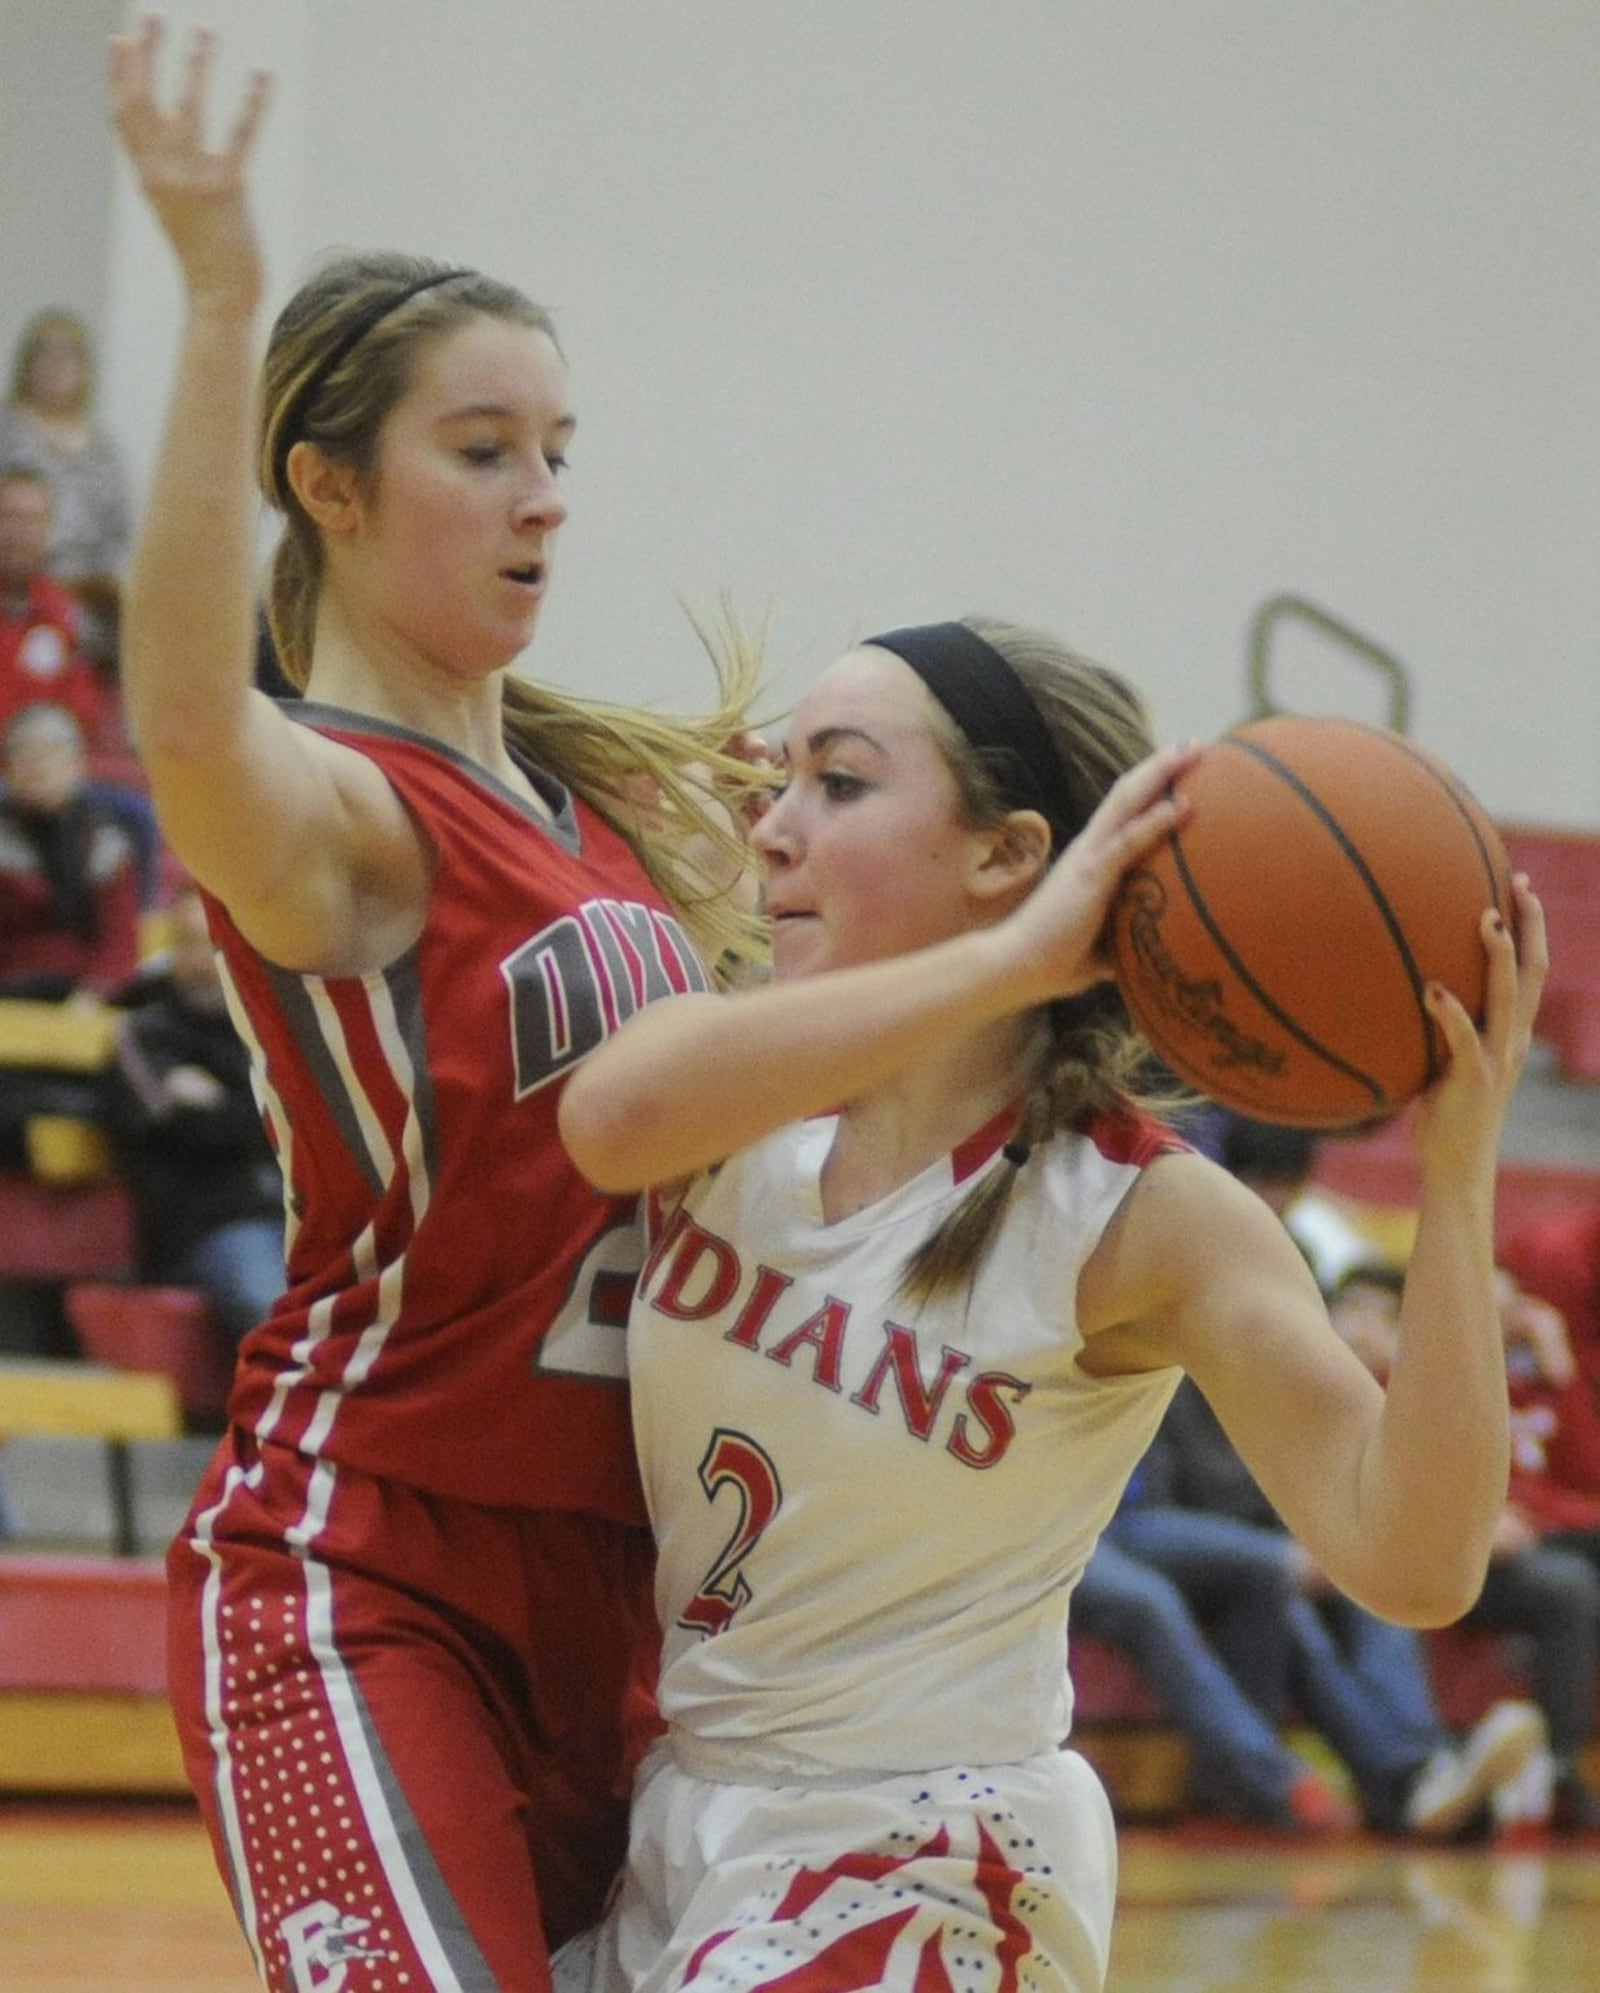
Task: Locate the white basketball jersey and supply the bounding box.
[630,1106,1183,1781]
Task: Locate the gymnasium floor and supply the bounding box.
[1,1800,1596,1991]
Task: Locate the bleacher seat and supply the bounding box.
[0,1169,134,1282]
[63,1281,234,1428]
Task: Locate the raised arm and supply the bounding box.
[1087,879,1549,1626]
[558,740,1199,1188]
[110,19,422,970]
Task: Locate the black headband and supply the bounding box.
[273,267,474,488]
[862,621,1079,851]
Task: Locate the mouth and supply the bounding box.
[500,561,546,591]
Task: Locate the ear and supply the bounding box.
[284,440,363,535]
[966,808,1054,907]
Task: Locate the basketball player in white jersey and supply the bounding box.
[557,618,1547,1991]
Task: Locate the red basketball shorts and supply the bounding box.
[167,1429,657,1993]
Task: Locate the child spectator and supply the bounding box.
[0,464,113,744]
[0,701,142,1168]
[105,882,284,1356]
[0,702,140,1001]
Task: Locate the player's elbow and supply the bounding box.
[558,1065,654,1193]
[1355,1547,1491,1630]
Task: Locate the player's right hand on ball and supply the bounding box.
[1001,741,1199,1006]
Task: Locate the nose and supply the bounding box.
[515,457,568,531]
[750,789,798,867]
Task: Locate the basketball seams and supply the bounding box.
[1109,715,1504,1128]
[1165,829,1390,1110]
[1373,732,1511,922]
[1227,734,1438,1081]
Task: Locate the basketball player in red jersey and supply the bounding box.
[111,20,762,1991]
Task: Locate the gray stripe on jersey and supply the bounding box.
[382,947,438,1190]
[264,961,388,1197]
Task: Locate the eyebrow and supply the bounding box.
[440,405,577,439]
[801,724,889,760]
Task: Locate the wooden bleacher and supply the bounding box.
[0,1553,186,1793]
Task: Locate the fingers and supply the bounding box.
[227,67,274,163]
[108,16,161,145]
[1105,741,1203,825]
[176,24,214,140]
[1424,875,1546,1106]
[109,15,271,171]
[1509,873,1550,1010]
[1075,740,1201,871]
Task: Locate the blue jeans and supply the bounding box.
[1284,1590,1443,1826]
[1463,1538,1600,1760]
[1073,1520,1303,1819]
[167,1218,285,1350]
[1106,1505,1299,1717]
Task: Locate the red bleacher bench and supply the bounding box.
[1311,1127,1600,1262]
[63,1282,234,1428]
[0,1552,167,1694]
[0,1170,135,1282]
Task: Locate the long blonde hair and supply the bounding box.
[897,617,1179,1302]
[255,252,770,977]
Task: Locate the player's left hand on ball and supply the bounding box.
[1415,873,1547,1161]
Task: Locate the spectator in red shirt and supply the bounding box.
[1333,1261,1600,1832]
[0,700,141,1000]
[0,700,145,1171]
[1503,1205,1600,1392]
[0,464,113,746]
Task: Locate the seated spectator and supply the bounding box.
[1333,1259,1600,1833]
[1074,1447,1357,1835]
[1216,1111,1402,1290]
[1155,1375,1545,1837]
[0,312,132,667]
[0,472,161,899]
[1503,1203,1600,1389]
[0,701,142,1168]
[105,883,284,1354]
[0,463,114,745]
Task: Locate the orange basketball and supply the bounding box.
[1106,715,1514,1129]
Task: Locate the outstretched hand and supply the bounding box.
[1412,874,1548,1178]
[110,16,272,308]
[1001,740,1201,1006]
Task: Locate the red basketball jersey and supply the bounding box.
[205,707,713,1518]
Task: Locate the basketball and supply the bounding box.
[1106,715,1514,1129]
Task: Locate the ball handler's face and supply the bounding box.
[754,648,993,981]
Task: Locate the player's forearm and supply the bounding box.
[1362,1180,1507,1622]
[560,925,1037,1191]
[122,299,261,767]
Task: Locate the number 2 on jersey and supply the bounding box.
[678,1428,783,1638]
